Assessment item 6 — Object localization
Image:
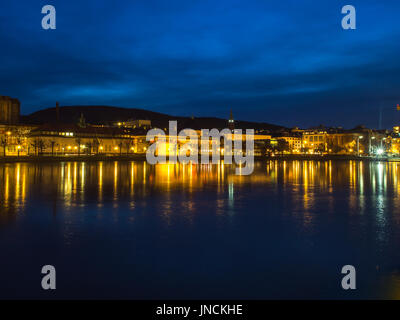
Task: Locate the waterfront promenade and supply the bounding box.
[0,154,398,163]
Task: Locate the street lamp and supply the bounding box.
[368,136,376,155]
[381,137,386,149]
[357,136,363,156]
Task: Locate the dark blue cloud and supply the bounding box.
[1,0,400,128]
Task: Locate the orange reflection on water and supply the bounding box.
[1,160,400,217]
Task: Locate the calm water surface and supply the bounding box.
[1,160,400,299]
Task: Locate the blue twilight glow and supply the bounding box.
[1,0,400,128]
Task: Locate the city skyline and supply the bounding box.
[2,98,398,131]
[1,1,400,129]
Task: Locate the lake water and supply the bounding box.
[1,160,400,299]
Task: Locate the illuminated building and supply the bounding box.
[326,128,386,155]
[302,130,327,153]
[114,119,152,130]
[0,95,20,124]
[0,124,37,156]
[276,136,302,153]
[27,123,148,155]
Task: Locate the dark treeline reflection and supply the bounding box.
[1,160,400,299]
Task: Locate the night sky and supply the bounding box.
[1,0,400,128]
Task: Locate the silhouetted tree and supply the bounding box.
[0,138,7,156]
[50,140,56,156]
[16,127,30,155]
[124,140,132,155]
[38,139,46,155]
[31,138,46,155]
[92,139,100,154]
[276,140,289,153]
[75,138,82,156]
[86,141,92,155]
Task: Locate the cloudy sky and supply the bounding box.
[1,0,400,128]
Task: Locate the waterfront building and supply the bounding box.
[326,132,364,154]
[302,129,328,153]
[389,137,400,154]
[27,123,148,155]
[156,131,271,157]
[0,123,38,156]
[326,127,386,155]
[276,136,302,153]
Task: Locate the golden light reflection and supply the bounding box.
[1,160,400,222]
[15,163,20,201]
[81,162,85,189]
[4,166,9,207]
[98,161,103,204]
[22,165,26,205]
[130,161,134,198]
[114,161,118,201]
[73,162,78,196]
[1,160,400,299]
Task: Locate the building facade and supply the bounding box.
[27,123,148,155]
[0,124,38,156]
[116,119,152,130]
[302,130,328,153]
[0,95,20,124]
[277,136,302,153]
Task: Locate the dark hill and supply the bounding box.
[22,105,285,132]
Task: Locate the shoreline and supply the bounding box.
[263,154,398,162]
[0,154,149,163]
[0,154,398,163]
